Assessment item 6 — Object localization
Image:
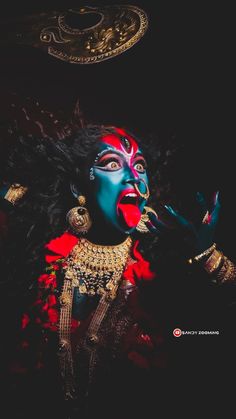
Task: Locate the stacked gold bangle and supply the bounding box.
[188,244,236,284]
[215,257,236,284]
[188,243,216,264]
[204,249,224,274]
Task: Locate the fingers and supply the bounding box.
[213,190,220,206]
[142,211,169,236]
[145,221,162,235]
[210,191,220,227]
[196,192,208,214]
[200,191,220,227]
[148,211,168,233]
[196,191,220,228]
[164,205,193,229]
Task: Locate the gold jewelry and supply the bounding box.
[134,179,150,200]
[204,249,223,274]
[188,243,216,264]
[21,5,148,64]
[216,256,236,284]
[66,195,92,234]
[58,273,76,400]
[136,206,158,233]
[58,235,132,398]
[64,236,132,298]
[190,245,236,285]
[4,183,28,204]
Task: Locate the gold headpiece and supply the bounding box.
[4,5,148,64]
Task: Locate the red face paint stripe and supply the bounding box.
[101,128,139,156]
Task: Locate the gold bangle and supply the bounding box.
[4,183,28,205]
[204,249,223,274]
[216,257,236,284]
[188,243,216,264]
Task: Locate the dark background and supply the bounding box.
[0,0,235,250]
[0,0,234,138]
[0,1,236,412]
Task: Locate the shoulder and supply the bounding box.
[45,231,78,262]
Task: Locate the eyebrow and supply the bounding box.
[93,148,145,164]
[133,151,145,159]
[94,149,126,163]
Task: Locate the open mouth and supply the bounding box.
[117,190,142,228]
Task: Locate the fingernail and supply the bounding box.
[214,191,219,202]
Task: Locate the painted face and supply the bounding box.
[87,128,149,234]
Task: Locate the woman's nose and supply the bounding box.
[123,177,140,186]
[122,165,140,186]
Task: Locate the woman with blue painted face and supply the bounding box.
[0,125,164,418]
[1,124,236,419]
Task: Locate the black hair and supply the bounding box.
[0,123,180,303]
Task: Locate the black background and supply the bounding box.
[0,1,236,410]
[1,0,235,250]
[0,0,234,138]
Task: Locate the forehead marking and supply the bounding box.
[101,129,138,157]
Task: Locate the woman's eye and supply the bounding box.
[134,162,146,173]
[106,161,121,170]
[95,156,122,170]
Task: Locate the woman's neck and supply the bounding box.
[85,225,129,246]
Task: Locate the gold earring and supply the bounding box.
[66,195,92,234]
[136,206,158,233]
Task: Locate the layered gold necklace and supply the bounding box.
[63,236,133,298]
[58,235,133,399]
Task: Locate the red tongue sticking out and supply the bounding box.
[118,203,142,228]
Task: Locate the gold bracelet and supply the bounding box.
[188,243,216,264]
[216,257,236,284]
[204,249,223,274]
[4,183,28,205]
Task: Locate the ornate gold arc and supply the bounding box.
[11,5,149,64]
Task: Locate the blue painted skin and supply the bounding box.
[72,141,220,318]
[85,141,149,239]
[0,139,221,317]
[73,140,149,319]
[147,191,221,254]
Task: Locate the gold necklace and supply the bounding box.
[63,236,133,297]
[58,235,133,399]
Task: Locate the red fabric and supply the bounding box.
[21,313,30,329]
[123,240,156,285]
[38,273,57,289]
[45,231,78,258]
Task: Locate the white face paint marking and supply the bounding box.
[121,143,134,157]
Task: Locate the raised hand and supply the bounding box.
[146,191,221,255]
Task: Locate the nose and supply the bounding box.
[123,177,140,186]
[124,177,140,184]
[122,163,140,186]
